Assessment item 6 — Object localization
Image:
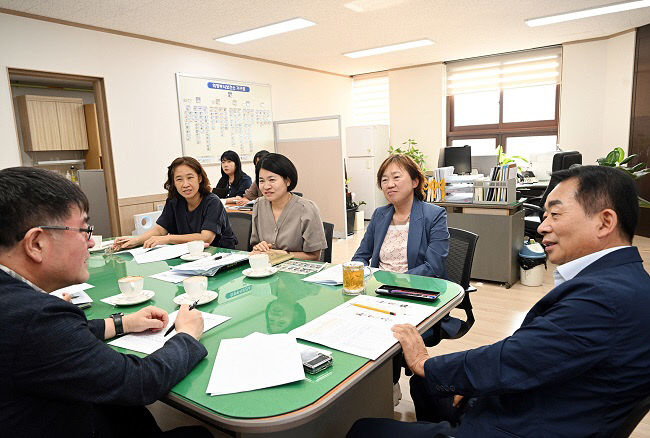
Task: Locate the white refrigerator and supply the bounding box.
[346,125,390,218]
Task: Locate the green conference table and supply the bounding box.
[84,247,464,437]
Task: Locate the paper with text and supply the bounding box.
[134,244,190,264]
[290,295,438,360]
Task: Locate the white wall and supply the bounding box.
[0,14,352,198]
[560,31,636,166]
[388,64,446,170]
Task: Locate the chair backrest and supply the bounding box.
[552,151,582,172]
[291,192,303,197]
[321,222,334,263]
[227,212,252,251]
[612,395,650,438]
[444,227,479,290]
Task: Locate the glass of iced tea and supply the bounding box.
[342,261,366,295]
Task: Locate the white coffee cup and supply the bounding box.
[91,235,103,248]
[249,253,270,274]
[183,276,208,301]
[187,240,204,256]
[118,276,144,298]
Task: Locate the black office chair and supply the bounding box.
[227,212,252,251]
[552,151,582,172]
[320,222,334,263]
[291,192,303,197]
[442,227,479,340]
[612,394,650,438]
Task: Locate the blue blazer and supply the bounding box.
[423,247,650,437]
[352,198,449,278]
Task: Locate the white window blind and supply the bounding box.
[352,76,390,126]
[446,47,562,95]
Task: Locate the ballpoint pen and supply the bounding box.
[164,299,200,337]
[315,262,328,273]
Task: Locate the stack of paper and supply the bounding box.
[108,310,230,354]
[150,252,250,283]
[206,332,305,396]
[290,295,438,360]
[172,253,249,276]
[51,283,94,304]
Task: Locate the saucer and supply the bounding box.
[173,290,218,306]
[110,290,155,306]
[242,267,278,278]
[180,252,211,261]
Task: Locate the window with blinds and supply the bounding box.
[446,47,561,161]
[352,76,390,126]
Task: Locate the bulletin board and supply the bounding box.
[175,74,274,165]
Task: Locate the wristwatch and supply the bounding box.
[110,312,125,336]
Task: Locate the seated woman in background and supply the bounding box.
[250,153,327,261]
[234,149,269,206]
[213,150,252,203]
[353,154,449,277]
[113,156,237,250]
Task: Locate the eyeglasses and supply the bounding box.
[37,225,94,241]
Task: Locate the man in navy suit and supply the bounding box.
[349,165,650,437]
[0,167,211,437]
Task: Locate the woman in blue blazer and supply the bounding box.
[352,154,449,279]
[352,154,450,402]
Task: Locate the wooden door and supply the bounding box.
[629,25,650,237]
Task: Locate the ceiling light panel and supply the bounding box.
[526,0,650,27]
[344,39,434,58]
[215,18,315,44]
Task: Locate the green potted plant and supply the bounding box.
[496,145,529,173]
[597,146,650,207]
[388,139,428,172]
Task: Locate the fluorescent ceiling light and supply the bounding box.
[526,0,650,27]
[215,18,315,44]
[344,39,434,58]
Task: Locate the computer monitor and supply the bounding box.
[472,154,498,177]
[444,145,472,175]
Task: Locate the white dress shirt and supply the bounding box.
[553,246,630,287]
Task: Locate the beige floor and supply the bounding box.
[151,230,650,437]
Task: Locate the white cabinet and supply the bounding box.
[346,125,389,157]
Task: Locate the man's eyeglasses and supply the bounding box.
[37,225,94,241]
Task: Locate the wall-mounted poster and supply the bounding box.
[175,74,274,165]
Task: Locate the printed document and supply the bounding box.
[109,311,230,354]
[290,295,438,360]
[206,333,304,396]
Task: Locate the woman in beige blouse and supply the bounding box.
[250,153,327,261]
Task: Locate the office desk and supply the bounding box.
[86,248,463,437]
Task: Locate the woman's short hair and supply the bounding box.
[376,154,426,201]
[220,150,243,181]
[256,153,298,192]
[164,156,211,199]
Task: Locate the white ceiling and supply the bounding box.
[2,0,650,76]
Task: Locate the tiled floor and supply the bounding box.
[150,229,650,437]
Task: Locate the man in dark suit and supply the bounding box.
[0,167,211,437]
[349,165,650,437]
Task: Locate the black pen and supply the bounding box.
[164,299,200,337]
